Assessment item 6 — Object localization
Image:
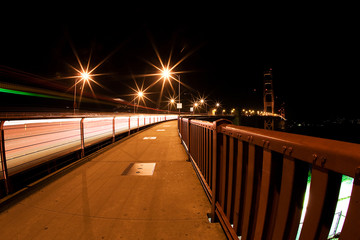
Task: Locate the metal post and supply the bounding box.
[73,79,77,114]
[80,118,85,158]
[0,121,10,195]
[187,118,191,162]
[128,117,131,135]
[211,120,219,222]
[178,75,181,115]
[210,119,232,223]
[137,116,139,131]
[112,117,116,143]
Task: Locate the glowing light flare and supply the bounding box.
[62,42,115,108]
[80,71,90,81]
[136,40,199,104]
[127,76,155,108]
[161,68,171,81]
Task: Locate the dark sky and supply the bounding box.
[0,4,357,120]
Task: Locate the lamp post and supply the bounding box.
[169,98,175,112]
[194,102,198,114]
[161,69,181,115]
[134,91,144,113]
[177,74,181,114]
[73,79,77,114]
[73,71,90,114]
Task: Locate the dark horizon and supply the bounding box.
[1,5,357,121]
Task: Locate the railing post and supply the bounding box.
[211,119,232,223]
[128,117,131,135]
[80,118,85,158]
[0,121,10,195]
[187,118,191,160]
[137,116,139,131]
[112,117,116,143]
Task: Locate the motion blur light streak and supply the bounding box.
[0,87,66,100]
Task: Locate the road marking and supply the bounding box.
[122,163,156,176]
[143,137,157,140]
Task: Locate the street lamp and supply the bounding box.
[168,98,175,112]
[199,98,207,113]
[193,102,199,114]
[134,90,144,113]
[161,69,181,114]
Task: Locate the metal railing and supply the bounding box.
[178,116,360,240]
[0,114,177,195]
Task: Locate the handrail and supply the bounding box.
[178,116,360,240]
[0,114,177,195]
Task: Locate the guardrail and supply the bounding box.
[0,114,177,195]
[178,116,360,240]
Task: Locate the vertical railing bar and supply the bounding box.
[254,148,272,239]
[233,140,245,236]
[80,118,85,158]
[137,116,139,131]
[209,129,213,190]
[211,122,219,222]
[219,133,227,210]
[271,155,296,240]
[205,128,209,184]
[202,127,205,174]
[197,126,200,166]
[299,168,341,240]
[226,136,235,222]
[241,143,256,240]
[128,116,131,135]
[198,126,201,170]
[285,160,309,239]
[187,119,191,159]
[0,121,10,195]
[211,119,232,224]
[112,117,116,143]
[201,127,204,174]
[340,169,360,239]
[198,126,201,166]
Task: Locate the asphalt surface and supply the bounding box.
[0,120,226,240]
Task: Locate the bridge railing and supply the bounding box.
[178,116,360,240]
[0,114,177,195]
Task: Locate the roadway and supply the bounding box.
[0,120,226,239]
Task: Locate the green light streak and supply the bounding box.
[0,87,66,100]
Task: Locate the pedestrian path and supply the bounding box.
[0,120,226,240]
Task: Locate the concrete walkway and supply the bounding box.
[0,120,226,240]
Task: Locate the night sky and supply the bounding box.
[0,5,357,120]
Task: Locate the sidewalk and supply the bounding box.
[0,120,226,240]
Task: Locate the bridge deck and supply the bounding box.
[0,120,226,240]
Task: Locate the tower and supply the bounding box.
[264,68,274,130]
